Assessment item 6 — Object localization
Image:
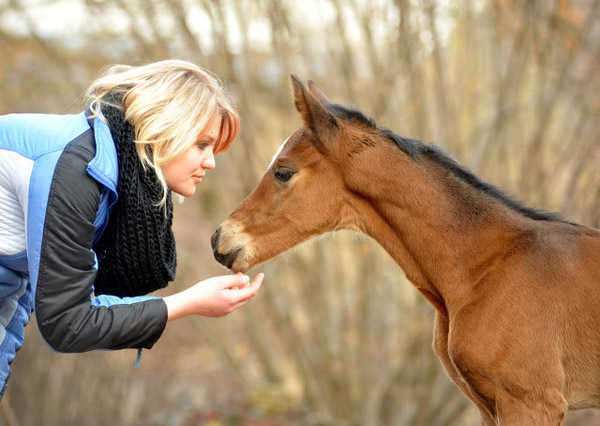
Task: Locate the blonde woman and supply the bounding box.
[0,60,263,398]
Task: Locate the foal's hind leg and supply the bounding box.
[432,313,496,426]
[495,388,568,425]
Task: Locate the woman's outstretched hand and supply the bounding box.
[164,272,264,321]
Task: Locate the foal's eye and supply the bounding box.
[274,169,295,183]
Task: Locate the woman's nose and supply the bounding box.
[203,147,216,169]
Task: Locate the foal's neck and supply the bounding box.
[355,153,532,317]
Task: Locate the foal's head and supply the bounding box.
[211,75,413,272]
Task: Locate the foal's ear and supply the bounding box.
[307,80,332,105]
[290,75,338,143]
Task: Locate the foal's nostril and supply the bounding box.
[211,227,221,253]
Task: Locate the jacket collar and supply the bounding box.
[84,110,118,195]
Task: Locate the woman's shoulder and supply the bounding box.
[0,112,90,159]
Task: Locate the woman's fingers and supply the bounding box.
[224,273,264,300]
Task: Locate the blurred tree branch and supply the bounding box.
[3,0,599,424]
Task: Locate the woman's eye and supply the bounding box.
[274,169,295,182]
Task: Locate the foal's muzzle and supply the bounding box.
[211,226,241,270]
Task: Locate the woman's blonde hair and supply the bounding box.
[84,59,240,205]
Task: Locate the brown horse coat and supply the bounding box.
[212,76,600,425]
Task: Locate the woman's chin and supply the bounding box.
[171,186,196,198]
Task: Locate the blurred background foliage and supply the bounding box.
[1,0,599,425]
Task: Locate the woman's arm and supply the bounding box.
[33,135,263,353]
[34,135,168,352]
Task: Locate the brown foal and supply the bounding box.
[211,75,600,425]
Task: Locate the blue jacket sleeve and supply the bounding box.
[34,132,168,353]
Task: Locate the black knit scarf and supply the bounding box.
[92,98,177,297]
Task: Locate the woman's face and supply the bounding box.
[162,116,221,197]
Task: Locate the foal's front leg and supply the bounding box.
[495,388,568,425]
[432,313,497,426]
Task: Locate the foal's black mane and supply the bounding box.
[324,103,563,223]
